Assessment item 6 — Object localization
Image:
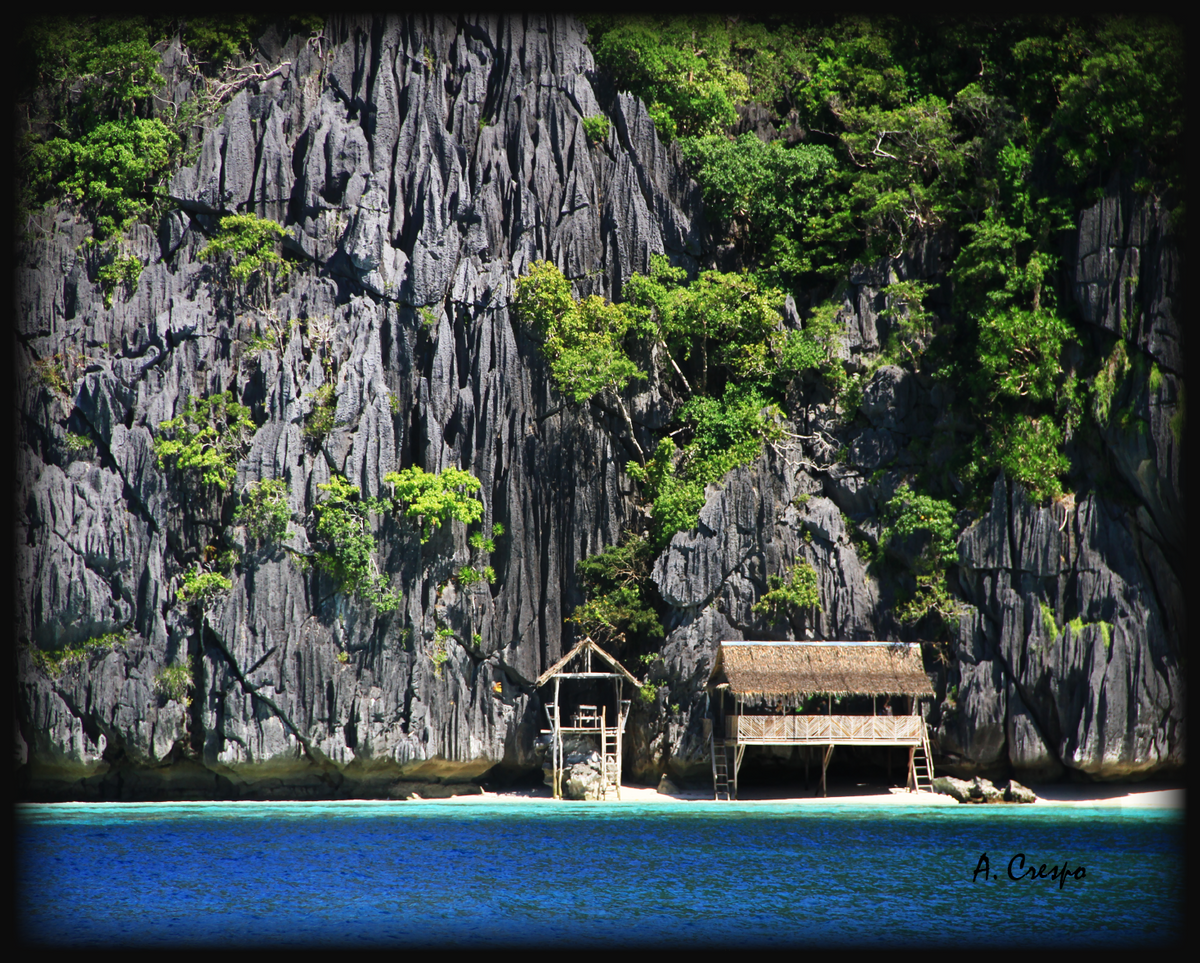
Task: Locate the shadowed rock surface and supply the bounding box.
[15,15,1183,799]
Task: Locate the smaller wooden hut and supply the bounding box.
[536,637,640,800]
[706,641,936,799]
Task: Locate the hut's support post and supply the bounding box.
[553,677,562,800]
[601,704,607,798]
[821,744,834,797]
[614,678,622,800]
[907,746,916,793]
[733,744,746,800]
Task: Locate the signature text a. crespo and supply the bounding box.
[972,852,1087,888]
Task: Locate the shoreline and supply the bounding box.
[466,777,1185,809]
[16,781,1183,810]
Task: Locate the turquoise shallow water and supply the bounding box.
[16,800,1182,947]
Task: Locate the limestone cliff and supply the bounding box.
[14,15,1183,799]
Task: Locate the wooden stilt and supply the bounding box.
[907,746,916,792]
[600,704,607,796]
[821,744,834,797]
[553,677,561,800]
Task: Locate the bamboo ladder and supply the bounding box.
[710,731,732,801]
[600,706,621,800]
[907,713,936,793]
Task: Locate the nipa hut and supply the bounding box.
[705,641,936,799]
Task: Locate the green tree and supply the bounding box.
[17,17,178,241]
[882,483,960,630]
[570,534,663,648]
[199,214,291,304]
[383,467,484,543]
[312,476,399,609]
[515,260,648,460]
[177,566,233,604]
[587,16,747,141]
[680,134,837,273]
[234,478,293,544]
[154,391,256,491]
[753,558,821,624]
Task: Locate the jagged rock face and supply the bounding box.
[645,187,1183,787]
[14,16,1183,799]
[15,14,704,799]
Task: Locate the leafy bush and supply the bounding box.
[638,680,664,705]
[991,415,1069,503]
[515,260,646,404]
[31,354,77,396]
[882,483,960,629]
[312,476,399,610]
[752,558,821,623]
[97,254,143,307]
[17,17,178,240]
[154,391,256,491]
[430,627,454,674]
[303,383,338,441]
[460,522,504,587]
[581,115,610,145]
[587,16,747,141]
[630,384,782,547]
[199,214,291,298]
[457,565,485,586]
[234,478,292,544]
[155,663,194,706]
[571,534,663,647]
[384,466,484,543]
[879,280,934,362]
[31,627,129,677]
[680,134,837,268]
[626,263,789,389]
[177,566,232,604]
[1039,601,1059,642]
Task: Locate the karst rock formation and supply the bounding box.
[15,15,1184,799]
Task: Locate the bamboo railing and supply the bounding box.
[726,714,925,744]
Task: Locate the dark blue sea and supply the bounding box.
[15,799,1183,948]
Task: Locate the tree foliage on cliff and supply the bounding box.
[153,391,256,492]
[15,16,325,241]
[589,15,1183,510]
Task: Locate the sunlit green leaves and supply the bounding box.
[975,307,1075,405]
[680,134,836,260]
[383,467,483,543]
[515,260,646,404]
[587,16,746,140]
[753,558,821,623]
[234,478,293,544]
[35,118,178,240]
[313,476,399,610]
[199,214,291,284]
[177,566,233,604]
[992,415,1069,502]
[571,534,662,647]
[154,391,256,491]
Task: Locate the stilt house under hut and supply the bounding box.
[705,641,936,799]
[536,637,640,800]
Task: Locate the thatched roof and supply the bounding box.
[706,641,934,698]
[535,637,641,688]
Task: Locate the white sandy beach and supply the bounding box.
[460,780,1184,809]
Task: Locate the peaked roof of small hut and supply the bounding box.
[706,641,934,698]
[535,637,641,688]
